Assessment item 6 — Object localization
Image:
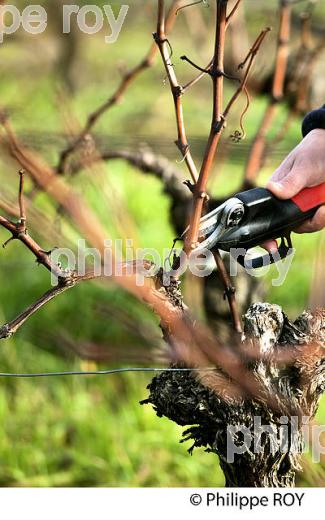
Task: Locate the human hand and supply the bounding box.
[264,128,325,252]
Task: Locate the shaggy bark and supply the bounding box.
[141,303,325,487]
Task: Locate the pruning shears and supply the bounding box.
[188,183,325,269]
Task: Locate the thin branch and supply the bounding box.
[181,54,239,82]
[18,169,26,228]
[226,0,243,26]
[223,28,270,118]
[56,0,183,175]
[0,265,149,341]
[213,251,242,333]
[180,0,244,335]
[180,55,211,74]
[154,0,199,183]
[184,0,228,253]
[273,1,292,101]
[300,11,312,49]
[245,1,323,181]
[0,170,64,278]
[0,214,63,278]
[181,5,269,334]
[185,23,269,252]
[259,109,295,170]
[0,282,75,339]
[292,40,325,113]
[244,0,292,183]
[176,0,208,15]
[237,28,271,70]
[182,58,213,91]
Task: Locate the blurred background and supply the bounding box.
[0,0,324,486]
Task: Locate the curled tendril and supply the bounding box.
[162,40,175,84]
[176,0,210,16]
[165,39,174,62]
[176,145,190,164]
[155,34,174,62]
[164,238,181,271]
[230,86,251,143]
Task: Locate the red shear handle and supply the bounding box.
[292,182,325,213]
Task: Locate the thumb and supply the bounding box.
[267,169,306,200]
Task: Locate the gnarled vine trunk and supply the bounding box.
[142,303,325,487]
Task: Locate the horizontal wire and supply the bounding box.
[0,367,216,379]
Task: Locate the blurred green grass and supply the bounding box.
[0,1,324,487]
[0,348,225,487]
